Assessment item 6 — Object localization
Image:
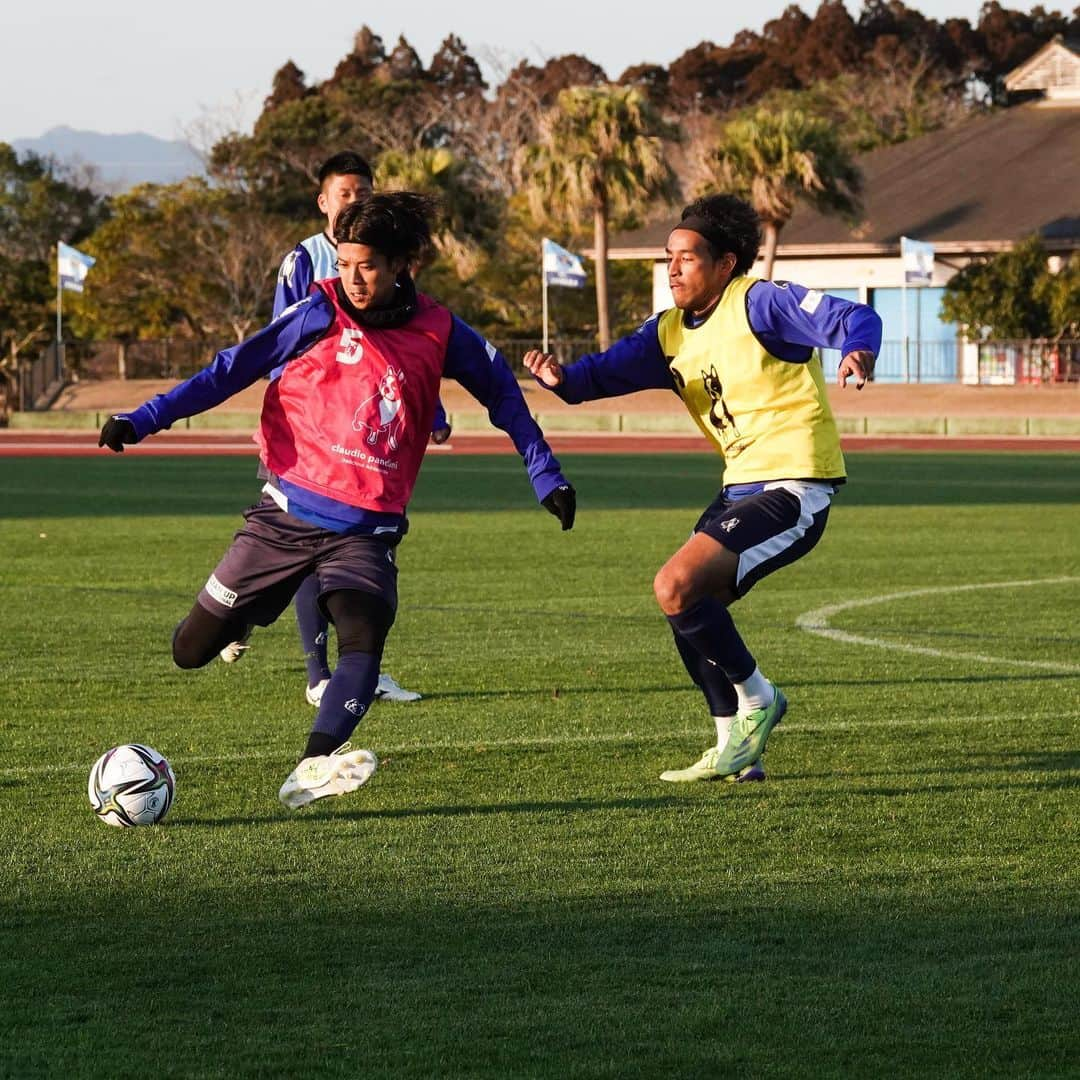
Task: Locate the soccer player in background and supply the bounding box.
[221,151,450,707]
[524,194,881,784]
[100,192,576,808]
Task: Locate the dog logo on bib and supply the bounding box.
[352,365,406,451]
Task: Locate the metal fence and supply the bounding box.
[972,340,1080,385]
[5,334,1078,418]
[71,339,214,381]
[866,340,961,383]
[8,341,65,411]
[827,339,1080,385]
[66,337,600,382]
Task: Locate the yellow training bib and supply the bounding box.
[657,276,845,484]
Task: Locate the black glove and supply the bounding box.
[541,483,576,531]
[98,416,137,453]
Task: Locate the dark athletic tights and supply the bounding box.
[171,590,393,671]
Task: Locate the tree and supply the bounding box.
[699,106,861,279]
[617,63,671,109]
[516,85,678,349]
[379,35,425,83]
[77,180,295,344]
[264,61,309,111]
[376,146,499,281]
[941,237,1079,340]
[793,0,861,84]
[327,26,386,86]
[428,34,486,96]
[0,143,107,362]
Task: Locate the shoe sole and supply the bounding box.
[660,762,767,784]
[279,751,378,809]
[724,761,766,784]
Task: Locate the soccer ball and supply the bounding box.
[88,744,175,827]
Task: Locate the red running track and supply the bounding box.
[1,430,1078,456]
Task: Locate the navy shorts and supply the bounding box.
[695,481,834,597]
[197,496,398,626]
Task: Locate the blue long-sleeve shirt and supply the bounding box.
[555,279,882,403]
[119,292,566,534]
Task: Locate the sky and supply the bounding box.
[2,0,991,143]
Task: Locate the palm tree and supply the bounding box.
[376,146,498,280]
[701,107,862,280]
[516,85,678,349]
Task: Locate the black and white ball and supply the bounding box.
[88,744,175,827]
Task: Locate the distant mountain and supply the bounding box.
[10,126,204,190]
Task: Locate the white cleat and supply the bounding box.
[278,743,378,810]
[305,678,330,707]
[374,673,421,702]
[219,627,253,664]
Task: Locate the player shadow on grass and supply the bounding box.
[842,773,1079,798]
[169,792,735,829]
[779,758,1079,796]
[421,670,1080,704]
[422,683,710,701]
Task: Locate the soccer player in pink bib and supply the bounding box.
[100,192,575,809]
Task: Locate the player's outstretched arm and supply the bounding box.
[445,319,575,528]
[524,319,673,404]
[838,350,874,390]
[523,350,565,388]
[95,297,334,452]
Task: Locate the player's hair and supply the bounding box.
[318,151,374,187]
[333,191,438,265]
[679,195,761,277]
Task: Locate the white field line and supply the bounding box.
[796,577,1080,673]
[2,710,1076,781]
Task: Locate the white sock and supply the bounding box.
[714,715,735,748]
[735,667,774,713]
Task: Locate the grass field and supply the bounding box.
[1,451,1078,1078]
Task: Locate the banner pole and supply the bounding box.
[541,241,549,354]
[56,243,64,381]
[901,269,909,385]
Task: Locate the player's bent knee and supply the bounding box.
[654,565,696,615]
[171,625,217,669]
[324,589,395,656]
[171,603,238,669]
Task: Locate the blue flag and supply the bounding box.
[58,242,96,293]
[900,236,934,285]
[543,238,586,288]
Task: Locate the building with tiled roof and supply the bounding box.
[609,41,1080,383]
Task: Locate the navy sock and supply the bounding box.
[671,628,738,717]
[666,596,756,685]
[303,731,342,760]
[294,574,331,686]
[309,651,380,746]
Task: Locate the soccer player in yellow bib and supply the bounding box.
[524,195,881,782]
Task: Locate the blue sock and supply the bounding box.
[671,628,738,717]
[294,574,331,686]
[666,597,756,685]
[310,651,380,746]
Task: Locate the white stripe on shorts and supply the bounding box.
[735,480,834,590]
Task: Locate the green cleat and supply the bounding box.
[709,685,787,777]
[660,747,767,783]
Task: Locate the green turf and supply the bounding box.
[1,452,1078,1078]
